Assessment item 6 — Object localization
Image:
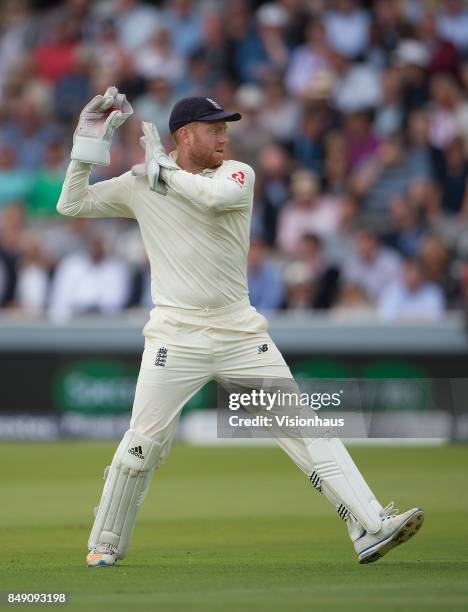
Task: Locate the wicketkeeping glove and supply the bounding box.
[71,86,133,166]
[131,121,179,195]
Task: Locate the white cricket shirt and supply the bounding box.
[57,157,257,331]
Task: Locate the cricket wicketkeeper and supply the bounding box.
[57,87,424,567]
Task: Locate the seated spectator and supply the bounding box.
[434,135,468,216]
[344,109,381,171]
[48,235,130,322]
[257,71,300,144]
[352,133,432,220]
[134,78,178,140]
[0,145,34,208]
[233,2,289,84]
[378,257,445,321]
[436,0,468,55]
[285,19,333,98]
[133,27,186,85]
[292,233,340,309]
[374,68,404,138]
[14,234,50,315]
[277,170,341,253]
[283,261,315,310]
[0,97,60,170]
[427,73,460,150]
[26,140,67,219]
[343,227,402,301]
[228,85,273,169]
[383,195,426,257]
[33,17,79,83]
[418,234,454,298]
[331,282,376,320]
[324,0,370,59]
[161,0,205,59]
[247,235,284,312]
[0,204,25,307]
[292,106,327,173]
[254,143,291,247]
[114,0,162,52]
[393,39,430,114]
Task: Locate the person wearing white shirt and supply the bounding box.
[378,257,445,322]
[49,235,130,322]
[58,89,423,568]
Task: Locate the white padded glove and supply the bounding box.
[131,121,178,195]
[71,86,133,166]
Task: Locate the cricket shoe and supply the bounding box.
[86,543,118,567]
[355,503,424,564]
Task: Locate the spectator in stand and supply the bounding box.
[344,109,381,171]
[133,27,186,85]
[419,11,459,76]
[92,18,130,76]
[436,0,468,55]
[0,204,25,307]
[53,48,92,123]
[352,132,432,221]
[322,131,349,195]
[285,19,333,99]
[0,145,34,208]
[254,143,291,247]
[283,261,315,310]
[277,169,342,253]
[257,71,300,145]
[293,105,328,173]
[332,282,376,319]
[374,67,404,138]
[393,39,430,114]
[378,257,445,321]
[418,235,453,298]
[324,0,370,60]
[26,140,67,219]
[114,0,161,52]
[49,235,130,322]
[233,2,290,84]
[343,227,402,302]
[134,78,178,140]
[188,13,230,88]
[33,16,79,83]
[247,235,284,312]
[291,233,340,309]
[228,85,273,169]
[0,96,60,170]
[434,135,468,217]
[14,233,50,315]
[383,195,426,258]
[161,0,205,59]
[427,73,460,151]
[450,257,468,310]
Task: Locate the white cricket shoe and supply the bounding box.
[86,543,118,567]
[354,503,424,564]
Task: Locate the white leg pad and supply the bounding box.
[306,438,383,534]
[88,429,161,559]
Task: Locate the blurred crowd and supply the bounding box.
[1,0,468,322]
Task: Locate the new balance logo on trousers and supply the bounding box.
[128,446,144,459]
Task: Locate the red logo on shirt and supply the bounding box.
[230,170,246,186]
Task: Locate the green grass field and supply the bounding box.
[1,443,467,611]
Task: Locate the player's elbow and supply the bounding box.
[56,196,82,217]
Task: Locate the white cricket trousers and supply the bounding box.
[130,298,313,473]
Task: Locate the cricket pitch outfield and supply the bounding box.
[1,443,467,611]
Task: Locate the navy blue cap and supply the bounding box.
[169,97,241,134]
